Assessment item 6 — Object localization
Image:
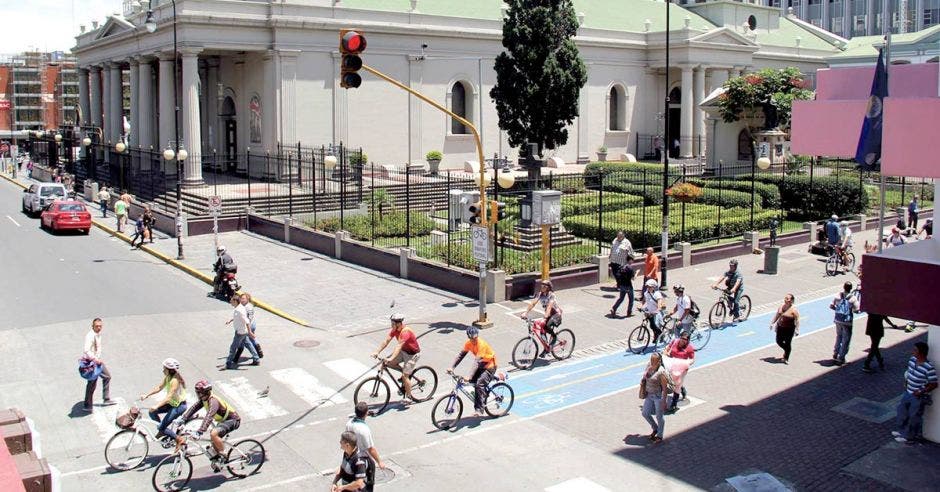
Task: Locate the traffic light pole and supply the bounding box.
[360,64,492,327]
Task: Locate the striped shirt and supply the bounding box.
[610,238,632,265]
[904,356,937,393]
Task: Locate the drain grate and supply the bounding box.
[293,339,320,348]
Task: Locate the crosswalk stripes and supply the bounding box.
[323,358,374,383]
[215,377,288,420]
[269,367,347,408]
[90,397,128,444]
[545,477,611,492]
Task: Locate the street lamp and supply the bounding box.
[144,10,157,33]
[54,133,63,143]
[660,0,672,289]
[164,144,186,259]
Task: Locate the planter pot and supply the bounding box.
[427,159,441,175]
[596,152,607,162]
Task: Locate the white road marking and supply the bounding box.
[706,276,721,282]
[323,358,373,382]
[90,397,127,444]
[6,215,20,227]
[59,464,108,477]
[215,377,287,420]
[737,331,756,337]
[544,364,603,382]
[269,367,347,408]
[546,477,612,492]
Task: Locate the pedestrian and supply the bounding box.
[770,293,800,363]
[892,342,937,443]
[114,194,128,233]
[120,189,133,208]
[82,318,115,412]
[887,227,906,247]
[917,218,933,240]
[130,216,146,248]
[332,431,374,492]
[609,259,635,318]
[225,295,255,369]
[26,160,32,179]
[97,186,111,218]
[908,195,919,230]
[642,247,660,291]
[663,332,694,414]
[609,230,633,280]
[829,281,860,365]
[139,358,188,442]
[825,214,841,250]
[142,206,156,243]
[862,313,887,373]
[346,401,386,470]
[639,352,669,443]
[233,293,262,366]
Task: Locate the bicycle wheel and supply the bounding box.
[689,322,711,351]
[627,324,651,354]
[825,255,838,276]
[511,337,539,369]
[484,382,515,418]
[152,454,192,492]
[708,302,726,329]
[226,438,266,478]
[105,429,149,471]
[431,394,463,430]
[658,318,676,346]
[739,295,752,320]
[845,252,856,272]
[408,366,439,402]
[353,377,391,415]
[550,329,576,360]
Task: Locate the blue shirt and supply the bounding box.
[909,200,918,214]
[825,220,841,245]
[905,356,937,393]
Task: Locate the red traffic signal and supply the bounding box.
[339,29,367,89]
[341,31,367,54]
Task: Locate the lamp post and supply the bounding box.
[660,0,672,289]
[164,145,187,259]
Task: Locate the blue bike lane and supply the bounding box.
[507,294,863,418]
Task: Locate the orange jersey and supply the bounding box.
[462,338,497,369]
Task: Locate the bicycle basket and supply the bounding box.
[115,407,139,429]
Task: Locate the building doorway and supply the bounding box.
[668,87,681,159]
[220,96,237,174]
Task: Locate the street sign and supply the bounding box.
[208,195,222,215]
[471,225,490,262]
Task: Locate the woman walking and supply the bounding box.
[664,332,695,413]
[771,294,800,363]
[639,352,669,443]
[139,358,188,441]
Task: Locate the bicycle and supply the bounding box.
[825,246,856,276]
[627,312,672,354]
[511,315,576,370]
[659,316,712,352]
[104,400,178,471]
[708,288,752,329]
[353,356,438,415]
[151,423,265,491]
[431,373,514,430]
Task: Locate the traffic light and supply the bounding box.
[468,200,484,224]
[489,200,506,224]
[339,29,367,89]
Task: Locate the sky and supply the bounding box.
[1,0,123,54]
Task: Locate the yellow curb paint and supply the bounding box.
[0,174,27,189]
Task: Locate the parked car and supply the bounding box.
[40,201,92,235]
[22,183,67,215]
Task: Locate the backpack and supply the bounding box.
[689,299,701,318]
[363,451,375,491]
[834,294,854,323]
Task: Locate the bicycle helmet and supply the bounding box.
[672,283,685,292]
[217,245,226,253]
[390,313,405,323]
[194,380,212,394]
[729,259,739,266]
[645,279,658,289]
[162,358,180,371]
[466,326,480,339]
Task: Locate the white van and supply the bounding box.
[22,182,68,215]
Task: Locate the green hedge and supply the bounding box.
[754,175,868,220]
[585,161,679,177]
[561,191,644,216]
[600,181,756,209]
[311,211,436,240]
[417,242,598,275]
[688,178,782,209]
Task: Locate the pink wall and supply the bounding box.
[790,100,866,156]
[883,98,940,178]
[816,64,939,100]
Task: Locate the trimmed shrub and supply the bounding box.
[312,211,436,240]
[600,181,756,209]
[585,161,679,177]
[753,175,868,220]
[688,178,782,209]
[418,242,598,275]
[562,191,643,216]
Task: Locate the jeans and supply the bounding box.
[242,335,260,361]
[469,364,495,412]
[149,402,188,439]
[775,325,796,361]
[896,391,927,439]
[647,312,664,340]
[227,333,249,367]
[864,335,884,368]
[642,394,665,438]
[612,286,634,315]
[730,289,743,319]
[84,363,111,408]
[100,200,108,217]
[833,322,853,360]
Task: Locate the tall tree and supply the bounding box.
[490,0,587,157]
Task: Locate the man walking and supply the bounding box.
[893,342,937,443]
[332,431,374,492]
[829,281,860,365]
[114,195,128,233]
[862,313,887,373]
[97,186,111,218]
[609,231,633,280]
[83,318,114,412]
[346,402,386,470]
[610,258,635,318]
[225,295,254,369]
[142,206,156,243]
[908,195,919,230]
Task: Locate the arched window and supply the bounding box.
[608,85,627,131]
[737,130,753,161]
[669,87,681,105]
[450,81,471,134]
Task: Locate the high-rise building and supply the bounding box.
[0,51,79,133]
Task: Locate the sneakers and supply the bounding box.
[209,455,224,472]
[891,431,902,438]
[862,365,875,374]
[894,436,909,443]
[650,435,663,443]
[251,359,261,366]
[102,399,117,406]
[81,405,93,413]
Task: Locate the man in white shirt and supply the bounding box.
[83,318,114,412]
[346,402,386,470]
[225,295,254,369]
[609,231,633,278]
[669,284,695,336]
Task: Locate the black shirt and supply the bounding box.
[339,449,372,492]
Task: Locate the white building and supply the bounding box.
[73,0,844,185]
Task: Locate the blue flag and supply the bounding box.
[854,48,887,171]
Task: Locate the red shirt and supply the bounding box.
[667,340,695,360]
[390,327,420,354]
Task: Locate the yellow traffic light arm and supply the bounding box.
[360,64,488,226]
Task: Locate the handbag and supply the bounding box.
[639,382,648,400]
[78,357,102,381]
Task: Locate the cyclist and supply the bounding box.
[521,280,563,344]
[175,380,241,472]
[667,284,696,337]
[371,313,420,404]
[825,214,841,252]
[711,259,744,322]
[139,358,188,443]
[836,221,854,266]
[641,279,666,341]
[446,326,497,418]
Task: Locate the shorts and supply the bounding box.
[215,417,241,438]
[389,351,420,376]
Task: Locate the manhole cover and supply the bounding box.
[293,339,320,348]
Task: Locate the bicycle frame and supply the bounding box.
[523,318,553,351]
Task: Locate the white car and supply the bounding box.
[22,182,68,215]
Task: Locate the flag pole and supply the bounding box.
[877,4,891,253]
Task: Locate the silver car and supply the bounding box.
[22,183,67,215]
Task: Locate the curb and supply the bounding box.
[1,172,313,328]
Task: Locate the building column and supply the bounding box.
[915,0,924,31]
[262,51,278,156]
[732,65,745,78]
[129,59,140,147]
[693,65,706,158]
[280,50,299,147]
[109,63,123,143]
[158,53,175,152]
[680,64,693,158]
[180,48,203,186]
[867,0,876,35]
[89,66,102,128]
[78,68,91,127]
[205,58,220,158]
[101,63,112,142]
[137,57,154,151]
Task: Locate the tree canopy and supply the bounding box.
[717,67,814,131]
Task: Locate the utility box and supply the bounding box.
[447,189,465,231]
[460,190,480,225]
[526,190,562,226]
